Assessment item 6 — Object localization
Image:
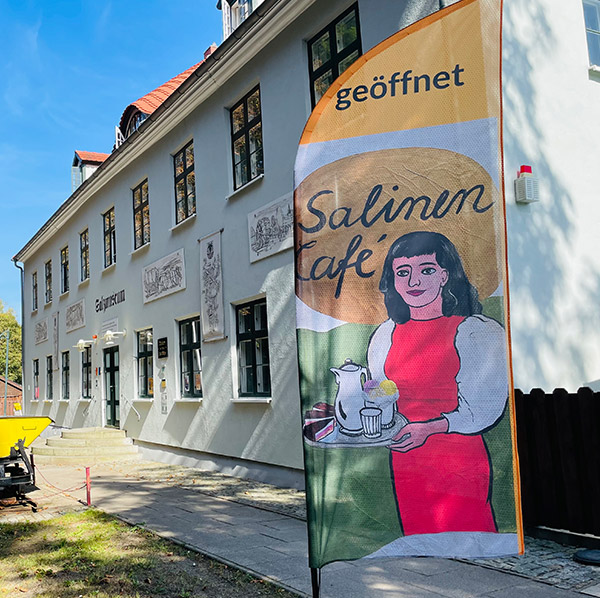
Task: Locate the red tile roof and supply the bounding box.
[117,44,218,137]
[75,150,110,164]
[119,62,203,132]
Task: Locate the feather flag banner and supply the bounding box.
[294,0,523,568]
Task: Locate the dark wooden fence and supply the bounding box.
[515,387,600,537]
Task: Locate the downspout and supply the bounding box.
[12,258,25,415]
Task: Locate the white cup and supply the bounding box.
[360,407,382,439]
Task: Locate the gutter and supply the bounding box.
[13,0,318,264]
[12,258,25,414]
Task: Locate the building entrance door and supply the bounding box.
[104,346,120,428]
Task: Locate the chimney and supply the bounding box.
[204,43,218,60]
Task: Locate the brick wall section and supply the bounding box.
[0,377,23,416]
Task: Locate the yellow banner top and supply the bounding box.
[301,0,499,145]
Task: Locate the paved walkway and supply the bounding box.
[2,460,599,598]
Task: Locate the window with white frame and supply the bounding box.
[80,229,89,281]
[44,260,52,303]
[103,207,116,268]
[33,359,39,400]
[32,271,38,311]
[62,351,70,400]
[235,298,271,397]
[82,346,92,399]
[46,356,53,400]
[307,4,362,107]
[179,317,202,398]
[137,329,154,398]
[584,0,600,66]
[60,246,69,294]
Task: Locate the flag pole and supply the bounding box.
[310,567,321,598]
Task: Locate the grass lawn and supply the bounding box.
[0,510,297,598]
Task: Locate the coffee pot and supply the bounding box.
[330,359,368,435]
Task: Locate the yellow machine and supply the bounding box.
[0,416,52,458]
[0,416,53,505]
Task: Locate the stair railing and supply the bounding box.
[120,393,141,421]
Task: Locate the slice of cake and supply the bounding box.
[303,417,335,442]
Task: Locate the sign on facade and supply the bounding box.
[157,337,168,359]
[101,317,119,338]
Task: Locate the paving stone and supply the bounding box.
[581,583,600,597]
[322,567,448,598]
[383,555,466,577]
[247,553,316,584]
[266,539,309,558]
[405,564,524,598]
[484,581,584,597]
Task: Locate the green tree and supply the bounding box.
[0,301,22,384]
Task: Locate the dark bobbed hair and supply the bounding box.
[379,231,482,324]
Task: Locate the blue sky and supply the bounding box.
[0,1,223,319]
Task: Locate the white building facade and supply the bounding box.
[14,0,600,486]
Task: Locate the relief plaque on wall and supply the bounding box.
[200,230,225,342]
[248,193,294,263]
[66,298,85,333]
[142,249,186,303]
[34,318,48,345]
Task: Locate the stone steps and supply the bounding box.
[32,427,140,465]
[63,427,127,440]
[31,453,142,465]
[46,436,133,448]
[33,444,138,457]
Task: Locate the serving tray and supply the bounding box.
[303,411,409,448]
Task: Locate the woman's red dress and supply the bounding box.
[384,316,497,536]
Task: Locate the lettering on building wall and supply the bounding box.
[95,290,126,313]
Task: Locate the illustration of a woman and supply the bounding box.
[367,231,508,536]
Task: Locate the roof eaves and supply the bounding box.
[14,0,291,263]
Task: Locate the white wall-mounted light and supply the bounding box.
[103,329,127,346]
[74,336,97,352]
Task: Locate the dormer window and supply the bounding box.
[219,0,265,39]
[232,0,251,29]
[115,59,207,148]
[71,151,109,191]
[125,111,148,138]
[116,108,149,147]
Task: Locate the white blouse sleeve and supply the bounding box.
[367,319,395,383]
[442,315,509,434]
